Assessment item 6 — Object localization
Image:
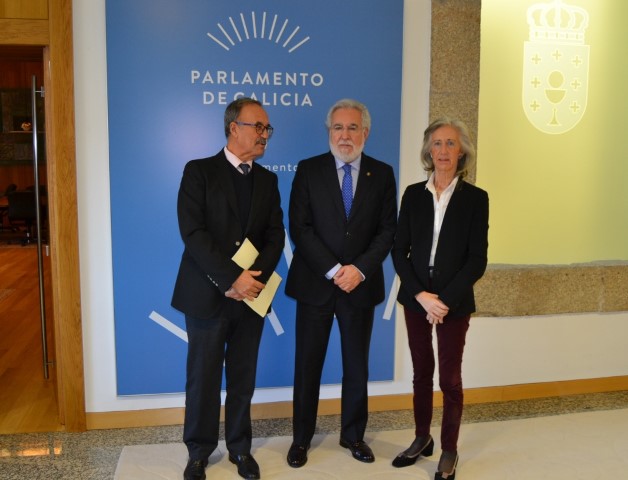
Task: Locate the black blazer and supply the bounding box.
[171,150,284,319]
[392,180,489,317]
[285,152,397,307]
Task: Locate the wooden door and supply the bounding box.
[0,0,86,432]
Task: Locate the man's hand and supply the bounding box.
[333,265,362,293]
[227,270,265,301]
[225,288,244,300]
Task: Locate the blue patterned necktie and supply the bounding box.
[239,163,250,175]
[341,163,353,218]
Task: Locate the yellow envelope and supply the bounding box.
[232,238,282,317]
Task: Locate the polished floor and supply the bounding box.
[0,243,60,435]
[1,391,627,479]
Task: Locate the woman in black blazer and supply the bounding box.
[391,118,489,480]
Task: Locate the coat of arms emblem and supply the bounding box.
[523,0,589,134]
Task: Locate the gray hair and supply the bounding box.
[420,117,476,180]
[224,97,263,138]
[325,98,371,130]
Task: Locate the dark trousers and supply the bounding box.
[403,307,470,452]
[183,305,264,460]
[292,293,375,445]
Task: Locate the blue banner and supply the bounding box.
[106,0,404,395]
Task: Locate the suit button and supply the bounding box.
[235,241,241,246]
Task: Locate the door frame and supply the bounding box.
[0,0,86,431]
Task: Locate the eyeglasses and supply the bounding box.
[235,121,274,138]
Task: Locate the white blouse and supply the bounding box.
[425,174,459,266]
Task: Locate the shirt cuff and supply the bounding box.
[326,263,342,280]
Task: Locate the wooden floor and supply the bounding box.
[0,241,62,433]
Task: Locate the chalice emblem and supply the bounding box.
[545,70,566,126]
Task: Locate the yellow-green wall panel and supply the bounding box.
[478,0,628,264]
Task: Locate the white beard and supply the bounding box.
[330,142,363,163]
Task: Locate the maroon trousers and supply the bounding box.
[404,307,470,452]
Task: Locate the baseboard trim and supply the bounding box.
[86,375,628,430]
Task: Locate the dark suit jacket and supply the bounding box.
[285,152,397,307]
[171,149,284,319]
[392,179,489,317]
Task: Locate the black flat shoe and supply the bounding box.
[287,443,309,468]
[339,438,375,463]
[229,453,260,479]
[183,458,208,480]
[392,435,434,468]
[435,450,458,480]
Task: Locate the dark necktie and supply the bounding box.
[341,163,353,218]
[239,163,250,175]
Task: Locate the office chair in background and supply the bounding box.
[7,190,39,246]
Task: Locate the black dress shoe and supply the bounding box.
[287,443,309,468]
[228,453,260,479]
[183,458,208,480]
[339,438,375,463]
[392,435,434,468]
[435,450,458,480]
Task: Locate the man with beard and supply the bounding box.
[172,97,284,480]
[284,99,397,468]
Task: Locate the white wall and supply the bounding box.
[74,0,628,414]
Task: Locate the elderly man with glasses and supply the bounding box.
[172,97,284,480]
